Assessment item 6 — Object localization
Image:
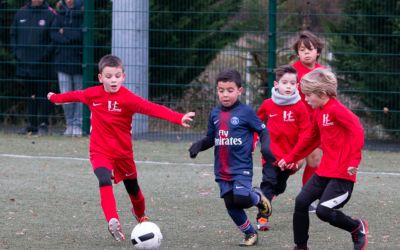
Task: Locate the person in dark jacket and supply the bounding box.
[10,0,57,135]
[51,0,84,136]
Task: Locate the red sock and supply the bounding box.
[302,165,317,186]
[129,190,146,218]
[99,186,118,222]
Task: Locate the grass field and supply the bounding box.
[1,133,399,249]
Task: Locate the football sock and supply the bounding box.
[227,208,256,235]
[129,190,146,218]
[302,165,316,186]
[99,186,118,222]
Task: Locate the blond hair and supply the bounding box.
[300,68,337,97]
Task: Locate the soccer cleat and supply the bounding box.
[108,218,125,242]
[256,214,270,231]
[136,215,149,223]
[132,209,149,223]
[239,232,258,246]
[351,219,369,250]
[292,246,309,250]
[253,187,272,217]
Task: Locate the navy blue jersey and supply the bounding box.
[206,102,266,182]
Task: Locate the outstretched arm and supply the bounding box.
[188,136,214,158]
[47,90,86,105]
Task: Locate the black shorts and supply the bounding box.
[299,174,354,209]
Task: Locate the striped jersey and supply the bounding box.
[206,101,267,182]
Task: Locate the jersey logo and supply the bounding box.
[38,19,46,26]
[269,113,278,118]
[283,111,295,122]
[92,102,102,107]
[19,19,27,23]
[322,114,334,126]
[230,116,239,125]
[213,119,219,125]
[108,100,122,112]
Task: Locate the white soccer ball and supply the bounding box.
[131,222,163,250]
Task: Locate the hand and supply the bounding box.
[189,143,200,159]
[277,158,287,170]
[47,92,61,105]
[59,28,64,34]
[47,92,54,100]
[347,166,358,175]
[181,112,195,128]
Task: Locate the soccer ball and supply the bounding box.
[131,222,163,249]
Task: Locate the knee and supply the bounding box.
[294,195,310,212]
[233,194,253,209]
[94,167,112,187]
[315,205,332,222]
[275,183,287,196]
[124,179,140,195]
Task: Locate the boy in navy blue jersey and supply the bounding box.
[189,69,273,246]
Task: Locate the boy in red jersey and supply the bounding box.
[292,31,325,211]
[255,65,310,231]
[47,55,195,242]
[278,68,368,250]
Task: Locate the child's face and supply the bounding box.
[298,42,319,67]
[274,73,297,96]
[217,81,242,107]
[98,66,125,93]
[305,93,328,109]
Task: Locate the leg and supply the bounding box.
[293,174,326,248]
[27,78,39,130]
[315,178,368,250]
[315,178,358,231]
[223,192,258,246]
[260,163,280,201]
[72,74,83,135]
[94,167,118,221]
[123,178,147,222]
[94,167,125,242]
[274,169,292,196]
[35,79,51,130]
[58,72,74,134]
[257,163,282,230]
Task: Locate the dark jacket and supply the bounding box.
[51,0,84,75]
[10,1,57,78]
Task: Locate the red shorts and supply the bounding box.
[90,154,137,184]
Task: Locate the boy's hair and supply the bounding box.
[275,65,298,81]
[301,68,337,97]
[216,69,242,88]
[98,54,124,73]
[292,31,324,59]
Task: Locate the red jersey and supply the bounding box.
[257,99,310,164]
[292,60,323,114]
[49,85,184,159]
[283,98,364,182]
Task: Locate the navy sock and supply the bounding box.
[227,208,256,235]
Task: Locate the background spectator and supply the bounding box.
[10,0,57,135]
[51,0,84,136]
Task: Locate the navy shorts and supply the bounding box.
[217,179,253,198]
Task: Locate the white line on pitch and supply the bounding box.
[1,153,400,176]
